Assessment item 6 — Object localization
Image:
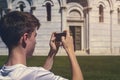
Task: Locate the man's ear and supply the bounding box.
[21,33,29,48]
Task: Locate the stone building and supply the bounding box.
[0,0,120,55]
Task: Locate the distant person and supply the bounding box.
[0,11,83,80]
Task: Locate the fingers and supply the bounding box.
[50,32,56,42]
[61,30,74,48]
[61,36,65,42]
[50,30,71,45]
[50,32,61,48]
[63,30,70,37]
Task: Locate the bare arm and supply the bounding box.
[62,30,84,80]
[43,31,84,80]
[43,50,56,70]
[43,32,59,70]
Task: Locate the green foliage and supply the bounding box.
[0,56,120,80]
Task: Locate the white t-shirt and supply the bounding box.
[0,64,68,80]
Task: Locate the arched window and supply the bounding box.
[99,5,104,22]
[19,4,25,12]
[46,3,51,21]
[118,8,120,24]
[16,1,26,12]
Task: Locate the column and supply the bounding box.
[60,0,67,31]
[83,7,92,54]
[31,0,37,14]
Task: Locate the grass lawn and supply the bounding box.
[0,56,120,80]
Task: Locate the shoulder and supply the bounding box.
[30,67,68,80]
[24,66,44,70]
[9,65,48,79]
[1,65,68,80]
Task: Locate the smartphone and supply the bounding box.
[55,32,66,42]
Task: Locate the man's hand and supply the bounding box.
[43,32,60,70]
[49,32,60,56]
[61,30,84,80]
[61,30,74,54]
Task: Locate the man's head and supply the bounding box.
[0,11,40,50]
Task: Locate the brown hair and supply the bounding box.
[0,11,40,48]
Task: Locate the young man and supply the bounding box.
[0,11,83,80]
